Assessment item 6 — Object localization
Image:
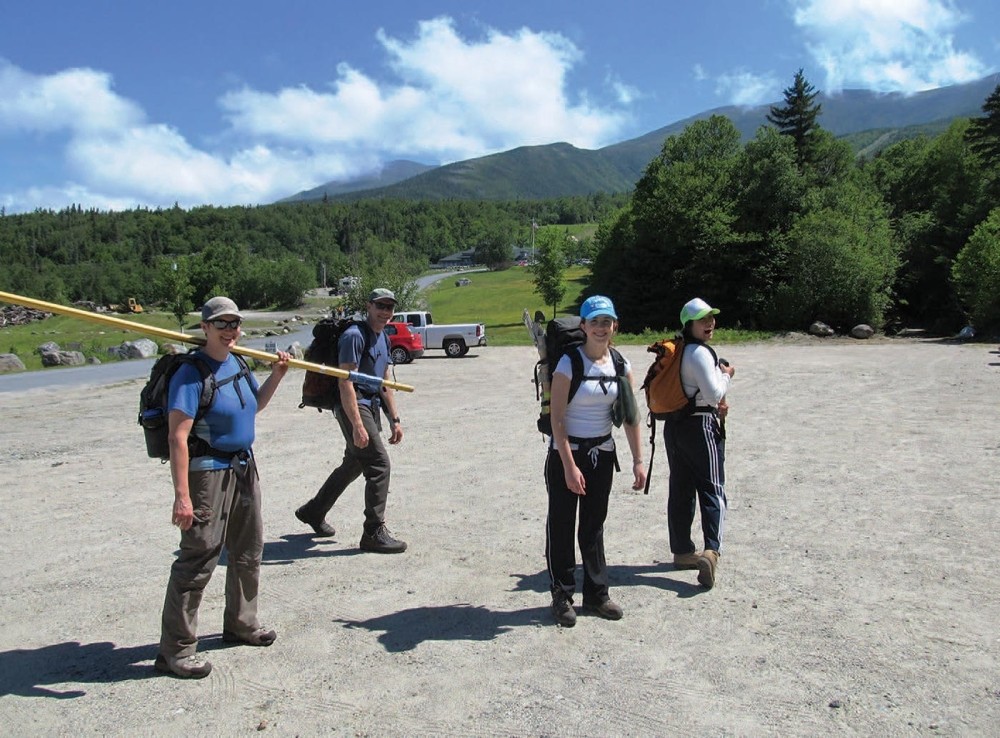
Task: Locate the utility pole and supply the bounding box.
[530,219,537,263]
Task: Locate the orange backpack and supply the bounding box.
[639,335,718,494]
[641,336,694,418]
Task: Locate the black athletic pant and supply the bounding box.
[545,446,616,604]
[664,413,727,554]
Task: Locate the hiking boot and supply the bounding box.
[222,627,277,647]
[359,524,407,553]
[295,505,335,537]
[673,552,701,570]
[154,653,212,679]
[550,590,576,627]
[697,550,719,589]
[582,598,624,620]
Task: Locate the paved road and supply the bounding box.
[0,270,483,393]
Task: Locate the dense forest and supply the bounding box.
[2,73,998,333]
[0,193,627,312]
[588,74,1000,333]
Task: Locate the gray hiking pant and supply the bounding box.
[160,456,263,659]
[303,404,391,534]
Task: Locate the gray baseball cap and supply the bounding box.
[201,296,243,322]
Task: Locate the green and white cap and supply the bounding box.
[680,297,720,326]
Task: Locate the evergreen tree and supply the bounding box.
[965,83,1000,196]
[767,69,823,169]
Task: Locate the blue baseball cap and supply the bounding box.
[580,295,618,321]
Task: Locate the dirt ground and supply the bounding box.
[1,339,998,736]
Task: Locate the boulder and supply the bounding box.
[809,321,834,337]
[40,350,86,367]
[850,324,875,339]
[117,338,159,359]
[161,343,189,355]
[36,341,61,354]
[0,353,26,373]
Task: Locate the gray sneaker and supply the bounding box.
[359,524,407,553]
[154,653,212,679]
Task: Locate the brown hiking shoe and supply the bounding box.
[154,653,212,679]
[551,590,576,627]
[673,552,701,570]
[295,505,335,537]
[222,626,277,647]
[582,598,624,620]
[697,550,719,589]
[360,524,407,553]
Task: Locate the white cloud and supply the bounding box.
[0,18,635,212]
[221,17,630,160]
[714,70,782,107]
[790,0,990,92]
[0,60,144,134]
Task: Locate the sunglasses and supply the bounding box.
[209,318,242,330]
[371,302,396,311]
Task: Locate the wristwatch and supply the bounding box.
[391,416,401,424]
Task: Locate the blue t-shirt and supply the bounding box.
[168,352,259,471]
[337,322,391,406]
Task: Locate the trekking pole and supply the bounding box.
[0,290,415,393]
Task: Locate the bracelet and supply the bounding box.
[391,417,401,424]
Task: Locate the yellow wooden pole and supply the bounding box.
[0,290,415,393]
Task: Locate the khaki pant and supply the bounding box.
[159,456,263,658]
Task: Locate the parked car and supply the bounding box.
[391,310,487,358]
[384,321,424,364]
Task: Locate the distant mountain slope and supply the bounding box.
[280,160,434,202]
[285,74,999,203]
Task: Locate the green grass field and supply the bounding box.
[1,265,767,371]
[424,266,767,346]
[0,312,193,371]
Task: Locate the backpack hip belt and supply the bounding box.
[567,433,613,453]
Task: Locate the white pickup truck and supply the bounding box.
[391,310,487,358]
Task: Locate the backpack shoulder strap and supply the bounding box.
[610,347,627,377]
[680,339,719,401]
[566,347,585,403]
[175,352,216,422]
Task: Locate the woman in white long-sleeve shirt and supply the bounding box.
[664,297,735,590]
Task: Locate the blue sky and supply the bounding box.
[1,0,997,213]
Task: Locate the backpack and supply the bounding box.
[641,335,718,418]
[138,349,254,461]
[639,335,717,493]
[533,315,628,436]
[299,317,370,412]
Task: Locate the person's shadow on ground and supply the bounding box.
[258,533,361,565]
[0,641,157,698]
[334,604,545,652]
[510,562,703,599]
[0,633,247,697]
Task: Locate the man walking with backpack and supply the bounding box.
[294,288,407,553]
[157,296,290,679]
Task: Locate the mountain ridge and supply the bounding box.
[280,74,1000,204]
